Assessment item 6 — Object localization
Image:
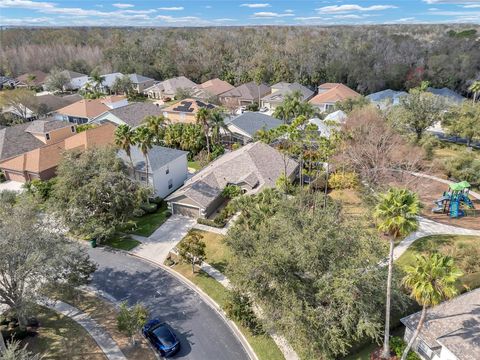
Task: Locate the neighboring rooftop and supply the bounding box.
[129,73,155,84]
[166,141,298,209]
[56,96,127,119]
[309,83,360,105]
[16,70,48,86]
[145,76,197,95]
[219,81,271,102]
[35,93,82,112]
[401,288,480,360]
[163,98,215,114]
[227,112,283,138]
[262,82,314,103]
[61,70,87,79]
[366,89,408,103]
[105,102,164,127]
[119,145,188,173]
[427,87,465,103]
[194,78,235,97]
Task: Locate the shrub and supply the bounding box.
[132,208,145,217]
[0,190,17,205]
[224,290,264,335]
[140,202,157,214]
[231,143,241,150]
[24,178,56,201]
[328,172,358,190]
[0,171,5,183]
[197,217,226,228]
[444,152,480,188]
[389,336,421,360]
[149,196,164,205]
[222,185,242,199]
[210,144,225,160]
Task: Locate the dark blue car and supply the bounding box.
[142,319,181,357]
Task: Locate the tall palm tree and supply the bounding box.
[209,110,229,145]
[196,108,211,159]
[469,80,480,102]
[374,187,421,359]
[90,71,105,93]
[114,124,137,174]
[401,254,462,360]
[134,127,154,185]
[145,115,166,144]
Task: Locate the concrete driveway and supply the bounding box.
[131,215,196,265]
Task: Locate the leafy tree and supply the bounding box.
[443,101,480,146]
[226,190,408,358]
[0,198,96,326]
[111,74,134,95]
[443,152,480,188]
[373,187,421,359]
[144,115,166,144]
[0,340,42,360]
[45,68,69,92]
[400,254,462,360]
[246,102,259,112]
[396,88,445,142]
[196,108,211,159]
[115,124,137,172]
[335,96,370,113]
[116,302,149,346]
[0,88,36,121]
[273,91,315,123]
[224,290,263,335]
[221,184,242,199]
[175,87,193,100]
[51,147,149,242]
[177,232,206,273]
[134,127,154,184]
[162,123,205,154]
[469,80,480,102]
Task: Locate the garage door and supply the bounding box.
[172,203,200,218]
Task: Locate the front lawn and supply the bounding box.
[20,305,105,359]
[103,234,141,251]
[189,229,231,273]
[396,234,480,290]
[188,161,202,172]
[128,204,171,237]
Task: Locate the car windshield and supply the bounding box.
[152,325,176,347]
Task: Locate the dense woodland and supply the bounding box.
[1,25,479,95]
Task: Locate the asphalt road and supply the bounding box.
[87,247,249,360]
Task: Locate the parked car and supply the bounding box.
[142,319,181,357]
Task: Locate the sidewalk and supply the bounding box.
[43,299,126,360]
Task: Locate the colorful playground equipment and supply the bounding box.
[432,181,476,218]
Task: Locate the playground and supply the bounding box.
[388,173,480,230]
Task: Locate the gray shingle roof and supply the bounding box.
[0,119,70,161]
[262,82,314,103]
[108,102,164,127]
[61,70,87,79]
[35,93,82,112]
[228,112,283,138]
[366,89,408,102]
[118,145,187,172]
[145,76,197,95]
[166,142,298,209]
[427,87,465,103]
[129,73,154,84]
[401,288,480,360]
[220,82,271,102]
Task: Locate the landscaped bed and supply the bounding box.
[103,234,141,251]
[128,203,171,237]
[396,234,480,290]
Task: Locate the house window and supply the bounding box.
[45,133,50,140]
[166,167,170,175]
[71,126,76,133]
[168,179,173,189]
[141,175,146,181]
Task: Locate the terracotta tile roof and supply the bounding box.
[309,83,360,105]
[0,123,115,174]
[56,96,126,119]
[196,78,235,97]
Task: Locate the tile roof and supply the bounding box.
[401,288,480,360]
[129,73,155,84]
[166,141,298,209]
[228,112,283,138]
[163,98,215,114]
[16,70,48,86]
[106,102,164,127]
[118,145,187,173]
[219,82,271,102]
[0,123,116,174]
[56,96,126,119]
[262,82,314,103]
[0,119,71,161]
[309,83,360,105]
[194,78,235,97]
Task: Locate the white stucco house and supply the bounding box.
[118,145,188,198]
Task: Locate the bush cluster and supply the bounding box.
[224,290,264,336]
[444,153,480,188]
[328,172,358,190]
[389,336,421,360]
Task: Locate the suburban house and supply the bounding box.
[218,81,271,108]
[226,112,283,144]
[427,87,465,104]
[309,83,360,112]
[0,118,76,164]
[366,89,408,109]
[191,78,235,101]
[60,70,89,90]
[161,98,215,124]
[166,141,298,218]
[2,93,82,121]
[93,102,164,128]
[118,145,188,198]
[308,110,347,138]
[15,70,48,89]
[81,72,124,93]
[144,76,197,101]
[0,123,115,183]
[0,76,18,89]
[56,95,128,124]
[129,74,156,93]
[261,82,314,110]
[401,288,480,360]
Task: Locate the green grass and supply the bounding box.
[396,234,480,290]
[171,262,285,360]
[189,229,231,273]
[103,234,141,251]
[188,161,201,171]
[128,205,171,237]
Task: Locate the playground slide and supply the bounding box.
[432,205,444,213]
[432,195,449,213]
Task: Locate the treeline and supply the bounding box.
[1,25,479,94]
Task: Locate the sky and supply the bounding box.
[0,0,479,27]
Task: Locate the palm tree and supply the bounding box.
[134,127,154,185]
[469,80,480,102]
[90,71,105,93]
[401,253,462,360]
[145,115,166,144]
[196,108,211,159]
[374,187,421,359]
[114,124,137,174]
[209,110,229,145]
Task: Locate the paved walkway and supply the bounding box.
[131,214,196,264]
[43,299,126,360]
[408,171,480,200]
[393,216,480,260]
